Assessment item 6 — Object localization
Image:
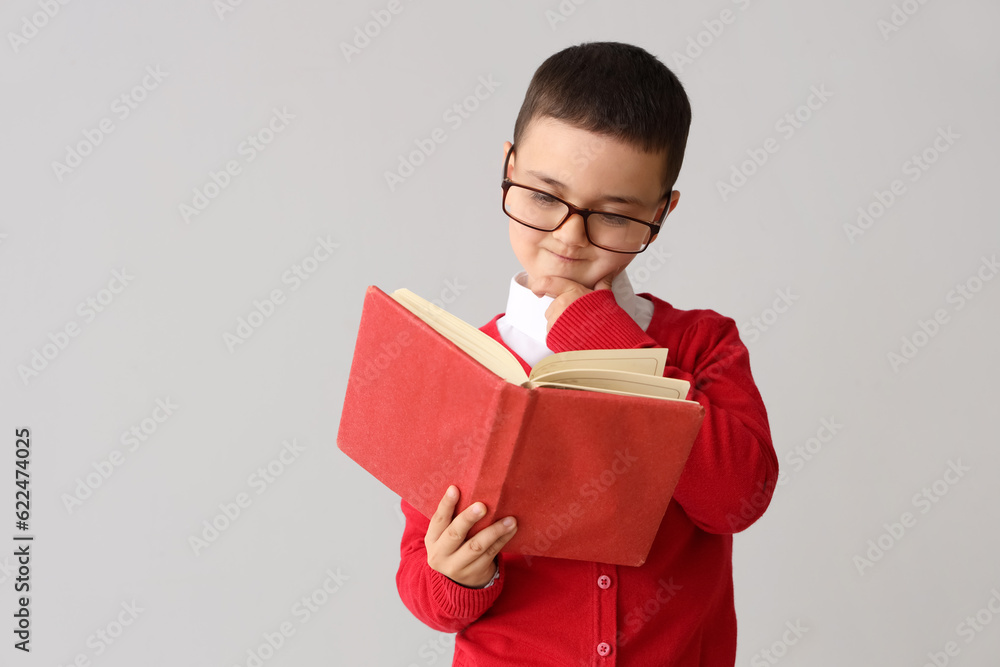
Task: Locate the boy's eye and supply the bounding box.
[593,213,631,227]
[530,191,559,206]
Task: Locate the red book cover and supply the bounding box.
[336,285,704,566]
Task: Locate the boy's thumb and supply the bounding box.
[596,266,622,291]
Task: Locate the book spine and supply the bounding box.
[464,382,530,528]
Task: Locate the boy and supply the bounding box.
[396,41,777,666]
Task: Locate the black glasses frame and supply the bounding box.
[500,143,671,255]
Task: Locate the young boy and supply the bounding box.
[396,41,777,666]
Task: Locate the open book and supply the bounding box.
[337,285,704,567]
[389,287,691,401]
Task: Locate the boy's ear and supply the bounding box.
[502,141,513,178]
[669,191,680,215]
[655,191,681,221]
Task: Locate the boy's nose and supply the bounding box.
[552,213,589,247]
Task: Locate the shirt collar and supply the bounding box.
[500,269,653,347]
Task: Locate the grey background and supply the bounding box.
[2,0,999,665]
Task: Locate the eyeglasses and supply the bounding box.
[501,144,671,254]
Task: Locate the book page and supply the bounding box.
[529,368,691,401]
[530,347,668,380]
[390,289,529,385]
[535,381,693,402]
[389,288,673,390]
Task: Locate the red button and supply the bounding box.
[597,642,611,656]
[597,575,611,589]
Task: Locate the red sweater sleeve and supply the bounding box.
[545,288,778,534]
[395,498,506,633]
[545,288,661,351]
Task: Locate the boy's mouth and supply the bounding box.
[547,249,582,262]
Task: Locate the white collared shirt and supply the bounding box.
[495,270,654,367]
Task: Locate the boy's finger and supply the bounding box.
[436,501,490,553]
[531,274,586,298]
[462,517,518,566]
[595,265,622,291]
[425,485,460,546]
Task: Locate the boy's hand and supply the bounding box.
[527,265,623,333]
[425,485,517,588]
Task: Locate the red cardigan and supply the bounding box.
[396,288,778,666]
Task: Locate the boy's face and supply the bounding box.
[503,116,679,291]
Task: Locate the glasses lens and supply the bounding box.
[588,213,652,253]
[503,184,651,253]
[504,185,569,230]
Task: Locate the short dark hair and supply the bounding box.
[512,41,692,194]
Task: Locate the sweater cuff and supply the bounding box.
[545,288,659,352]
[475,561,501,588]
[427,555,504,617]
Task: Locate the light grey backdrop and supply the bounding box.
[2,1,999,665]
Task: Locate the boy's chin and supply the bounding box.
[523,268,599,291]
